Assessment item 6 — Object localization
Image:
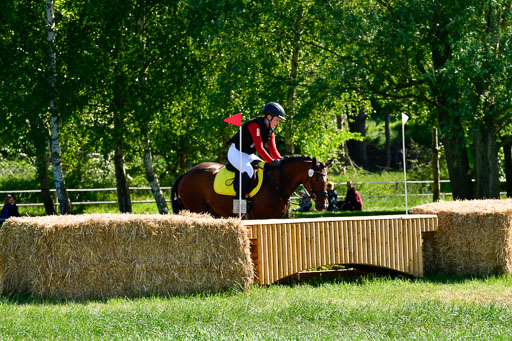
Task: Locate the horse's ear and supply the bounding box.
[325,159,333,167]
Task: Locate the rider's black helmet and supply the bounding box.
[263,102,286,120]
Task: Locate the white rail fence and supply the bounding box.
[0,187,172,207]
[0,180,466,207]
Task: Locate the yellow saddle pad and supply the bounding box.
[213,162,265,197]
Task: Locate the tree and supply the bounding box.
[0,0,57,214]
[314,0,498,199]
[46,0,72,214]
[459,1,512,198]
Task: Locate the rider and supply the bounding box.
[227,102,285,198]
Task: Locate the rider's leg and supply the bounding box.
[228,144,255,198]
[232,171,253,199]
[228,144,255,175]
[241,172,253,198]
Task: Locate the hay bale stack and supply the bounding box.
[0,212,253,299]
[412,199,512,276]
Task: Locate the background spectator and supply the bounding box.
[1,194,20,224]
[327,182,338,211]
[294,190,312,212]
[338,181,363,211]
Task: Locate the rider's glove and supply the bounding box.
[271,159,282,167]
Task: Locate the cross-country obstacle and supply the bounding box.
[244,215,438,284]
[0,213,437,299]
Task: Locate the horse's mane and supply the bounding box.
[281,155,323,166]
[281,155,313,162]
[280,155,331,169]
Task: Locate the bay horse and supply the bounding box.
[171,155,332,219]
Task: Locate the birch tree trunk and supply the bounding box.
[46,0,71,214]
[284,18,302,155]
[143,137,169,214]
[431,128,441,202]
[111,21,132,213]
[136,14,168,214]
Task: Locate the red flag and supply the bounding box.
[224,113,242,127]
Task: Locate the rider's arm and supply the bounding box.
[248,122,275,164]
[267,134,282,160]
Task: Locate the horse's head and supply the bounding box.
[303,157,333,211]
[272,155,333,212]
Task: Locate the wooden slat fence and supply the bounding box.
[243,215,437,284]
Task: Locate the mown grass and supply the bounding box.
[1,275,511,339]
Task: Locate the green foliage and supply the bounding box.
[0,159,40,204]
[2,0,512,204]
[0,159,36,184]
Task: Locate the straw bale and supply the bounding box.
[0,213,253,299]
[412,199,512,276]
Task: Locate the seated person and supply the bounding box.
[1,194,20,224]
[327,182,338,211]
[294,190,312,212]
[338,181,363,211]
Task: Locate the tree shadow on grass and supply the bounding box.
[274,266,412,288]
[272,268,508,288]
[0,286,245,306]
[419,272,511,285]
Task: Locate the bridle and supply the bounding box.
[305,169,328,200]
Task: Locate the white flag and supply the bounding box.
[401,113,409,214]
[402,113,409,125]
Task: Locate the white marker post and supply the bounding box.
[238,121,243,218]
[402,113,409,215]
[223,112,246,218]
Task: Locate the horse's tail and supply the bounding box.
[171,173,186,214]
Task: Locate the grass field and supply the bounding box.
[3,165,512,339]
[1,275,511,339]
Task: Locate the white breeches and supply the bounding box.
[227,143,261,178]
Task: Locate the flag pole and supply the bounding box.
[402,113,409,215]
[223,112,244,218]
[239,121,242,219]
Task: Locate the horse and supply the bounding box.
[171,155,333,219]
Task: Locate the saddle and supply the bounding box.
[213,161,265,197]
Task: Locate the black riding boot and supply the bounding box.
[242,172,253,197]
[234,172,251,198]
[241,172,253,212]
[233,172,252,213]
